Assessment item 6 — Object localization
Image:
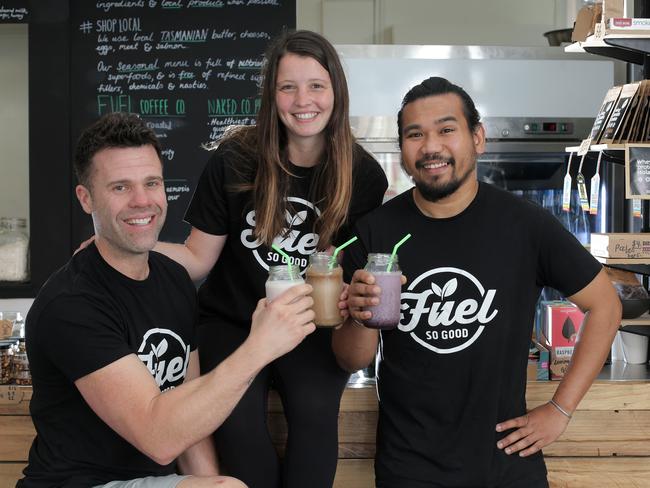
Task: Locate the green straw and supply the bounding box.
[271,244,293,275]
[387,233,412,272]
[330,236,358,269]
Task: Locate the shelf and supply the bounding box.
[594,256,650,265]
[565,143,626,152]
[565,35,650,65]
[621,314,650,326]
[593,256,650,275]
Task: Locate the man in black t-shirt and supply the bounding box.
[333,77,622,488]
[19,113,316,488]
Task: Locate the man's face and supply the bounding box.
[76,145,167,257]
[400,93,485,202]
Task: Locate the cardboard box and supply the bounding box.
[602,0,625,25]
[609,17,650,29]
[542,302,585,380]
[591,232,650,258]
[572,3,602,42]
[534,341,550,381]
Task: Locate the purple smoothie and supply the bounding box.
[363,272,402,330]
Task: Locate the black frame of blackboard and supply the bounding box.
[0,1,72,298]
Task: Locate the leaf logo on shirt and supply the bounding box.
[286,210,308,227]
[151,339,168,358]
[431,278,457,300]
[400,267,499,354]
[137,328,191,391]
[240,197,322,273]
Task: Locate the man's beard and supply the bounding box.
[412,154,476,203]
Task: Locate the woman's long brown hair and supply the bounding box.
[225,30,355,250]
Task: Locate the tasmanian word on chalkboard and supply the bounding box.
[0,1,28,22]
[626,144,650,199]
[70,0,295,244]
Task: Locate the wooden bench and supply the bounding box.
[3,382,650,487]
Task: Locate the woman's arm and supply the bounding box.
[155,227,227,281]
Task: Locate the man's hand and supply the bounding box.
[495,402,570,457]
[347,269,407,323]
[336,283,350,325]
[247,283,316,363]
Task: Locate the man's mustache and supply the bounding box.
[415,154,455,169]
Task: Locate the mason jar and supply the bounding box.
[11,337,31,385]
[362,253,402,330]
[0,341,13,384]
[305,252,344,327]
[265,265,304,302]
[0,217,29,282]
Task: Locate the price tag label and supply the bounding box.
[594,22,605,40]
[562,173,572,212]
[577,174,589,211]
[562,153,574,212]
[577,138,591,156]
[576,153,589,211]
[589,173,600,215]
[633,198,642,218]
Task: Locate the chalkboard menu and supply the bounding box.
[70,1,295,243]
[0,0,28,22]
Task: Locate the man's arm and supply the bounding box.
[496,269,621,457]
[176,351,219,476]
[332,269,385,372]
[154,228,226,282]
[75,284,316,466]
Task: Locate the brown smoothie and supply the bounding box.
[306,265,344,327]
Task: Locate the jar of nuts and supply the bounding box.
[0,341,13,384]
[12,337,30,385]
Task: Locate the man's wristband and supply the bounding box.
[549,399,572,419]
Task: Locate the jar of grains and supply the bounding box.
[12,337,30,385]
[0,341,13,384]
[0,217,29,282]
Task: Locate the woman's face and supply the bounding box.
[275,53,334,146]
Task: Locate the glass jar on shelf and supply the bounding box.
[0,217,29,282]
[0,341,13,384]
[11,337,31,385]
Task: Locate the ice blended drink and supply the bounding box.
[266,265,304,302]
[305,252,344,327]
[363,253,402,330]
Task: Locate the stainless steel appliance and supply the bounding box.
[337,44,628,240]
[351,115,627,246]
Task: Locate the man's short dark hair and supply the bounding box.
[74,112,162,188]
[397,77,481,148]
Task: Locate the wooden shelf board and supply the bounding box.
[594,256,650,265]
[565,144,626,153]
[621,313,650,327]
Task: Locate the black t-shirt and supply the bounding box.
[343,183,602,488]
[185,140,388,326]
[19,243,197,488]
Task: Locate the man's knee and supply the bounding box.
[178,475,247,488]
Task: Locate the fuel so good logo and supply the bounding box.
[399,267,499,354]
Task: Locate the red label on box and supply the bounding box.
[545,304,585,347]
[612,17,633,27]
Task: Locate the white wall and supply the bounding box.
[0,23,29,223]
[299,0,575,45]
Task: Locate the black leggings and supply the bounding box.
[198,321,350,488]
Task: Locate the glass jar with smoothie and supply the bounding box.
[265,265,304,302]
[362,253,402,330]
[305,252,343,328]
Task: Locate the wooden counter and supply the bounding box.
[2,381,650,487]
